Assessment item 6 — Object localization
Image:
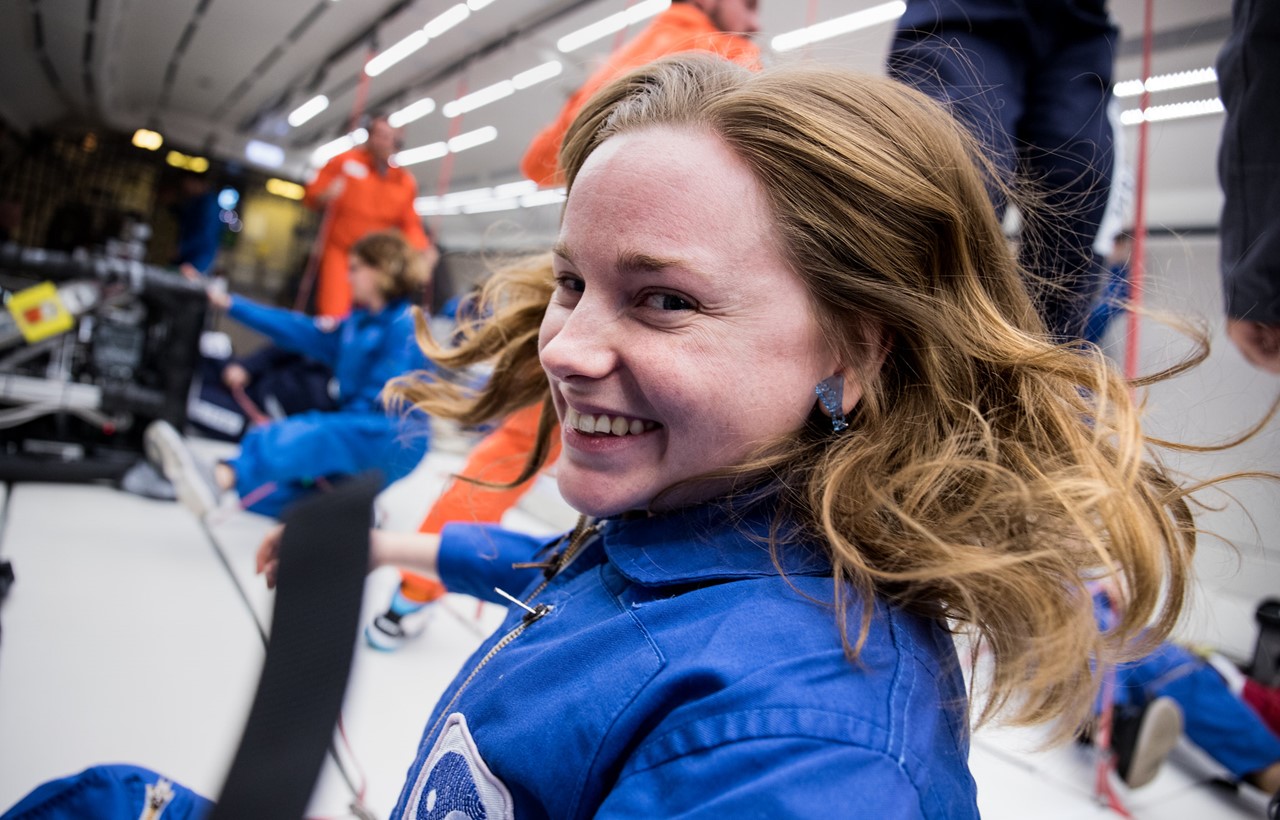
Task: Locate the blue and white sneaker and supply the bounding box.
[144,420,221,519]
[364,600,436,652]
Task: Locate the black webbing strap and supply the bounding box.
[210,473,380,820]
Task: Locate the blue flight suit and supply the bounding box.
[888,0,1119,341]
[224,295,431,518]
[1094,593,1280,780]
[393,503,979,818]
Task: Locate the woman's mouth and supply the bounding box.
[564,407,659,437]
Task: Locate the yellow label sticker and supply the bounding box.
[7,281,74,343]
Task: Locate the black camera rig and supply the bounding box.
[0,242,207,482]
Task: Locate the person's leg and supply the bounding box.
[1123,641,1280,784]
[1015,18,1118,340]
[315,242,352,318]
[229,411,429,517]
[370,405,556,650]
[887,24,1026,208]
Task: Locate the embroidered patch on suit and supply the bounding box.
[405,713,515,820]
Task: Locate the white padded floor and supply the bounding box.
[1,235,1277,817]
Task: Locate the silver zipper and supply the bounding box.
[422,516,602,743]
[137,778,175,820]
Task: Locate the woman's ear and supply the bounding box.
[826,325,891,416]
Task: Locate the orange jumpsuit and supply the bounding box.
[304,147,429,317]
[400,404,561,603]
[520,3,761,187]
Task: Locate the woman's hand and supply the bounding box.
[208,281,232,311]
[255,524,285,588]
[222,362,251,391]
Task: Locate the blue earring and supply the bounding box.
[815,375,848,433]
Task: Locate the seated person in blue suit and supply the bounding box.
[148,229,434,519]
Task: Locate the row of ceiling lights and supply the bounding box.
[141,0,1227,213]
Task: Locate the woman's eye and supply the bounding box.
[642,292,695,311]
[554,274,585,294]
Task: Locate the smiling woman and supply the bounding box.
[376,54,1227,818]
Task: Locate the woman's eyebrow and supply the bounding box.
[616,249,694,277]
[553,243,708,280]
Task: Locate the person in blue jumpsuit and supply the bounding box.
[172,172,226,278]
[887,0,1120,341]
[249,56,1215,818]
[208,229,433,518]
[1091,590,1280,797]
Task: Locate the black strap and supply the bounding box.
[210,473,379,820]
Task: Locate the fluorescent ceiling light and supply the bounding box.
[1120,97,1224,125]
[414,196,462,216]
[366,29,429,77]
[558,0,670,53]
[443,81,515,118]
[467,0,496,9]
[493,180,539,198]
[520,188,567,208]
[131,128,163,150]
[443,187,499,206]
[1113,67,1217,98]
[396,141,450,166]
[463,198,521,214]
[266,178,306,200]
[389,97,436,127]
[245,140,285,168]
[424,3,470,38]
[513,60,562,90]
[311,128,367,166]
[288,94,330,127]
[447,126,498,152]
[772,1,905,52]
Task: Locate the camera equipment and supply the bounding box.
[0,242,207,482]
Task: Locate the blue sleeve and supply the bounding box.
[600,735,932,818]
[227,296,343,366]
[367,308,433,393]
[435,522,547,604]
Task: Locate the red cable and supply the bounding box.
[428,74,470,242]
[1122,0,1155,383]
[230,384,271,427]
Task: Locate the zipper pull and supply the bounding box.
[495,587,553,624]
[138,778,175,820]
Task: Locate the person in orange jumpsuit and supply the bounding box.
[521,0,762,187]
[366,0,762,650]
[305,115,430,317]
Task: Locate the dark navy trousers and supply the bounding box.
[889,0,1119,340]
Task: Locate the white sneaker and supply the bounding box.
[364,602,436,652]
[144,420,220,519]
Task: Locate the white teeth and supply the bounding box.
[563,407,653,437]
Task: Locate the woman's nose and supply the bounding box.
[539,299,619,382]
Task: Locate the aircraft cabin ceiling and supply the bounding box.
[0,0,1235,250]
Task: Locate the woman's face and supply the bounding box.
[348,254,383,309]
[540,126,837,517]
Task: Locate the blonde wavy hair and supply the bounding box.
[390,55,1252,737]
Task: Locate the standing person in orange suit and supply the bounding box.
[305,114,431,317]
[520,0,761,187]
[366,0,762,649]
